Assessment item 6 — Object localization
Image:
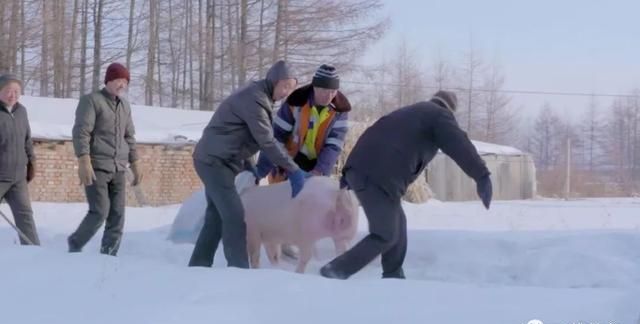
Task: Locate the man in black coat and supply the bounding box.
[319,90,493,280]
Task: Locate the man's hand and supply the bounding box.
[287,169,310,198]
[78,155,96,186]
[130,160,144,186]
[26,161,36,183]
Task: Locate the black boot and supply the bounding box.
[319,263,350,280]
[100,245,118,256]
[382,268,406,279]
[67,236,82,253]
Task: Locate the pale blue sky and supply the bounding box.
[363,0,640,121]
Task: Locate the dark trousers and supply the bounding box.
[188,158,249,269]
[324,169,407,279]
[0,180,40,245]
[68,170,126,255]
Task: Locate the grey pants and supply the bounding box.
[188,158,249,269]
[324,169,407,279]
[0,180,40,245]
[68,170,126,255]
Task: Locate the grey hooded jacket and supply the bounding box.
[193,60,299,173]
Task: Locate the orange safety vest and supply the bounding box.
[268,102,336,184]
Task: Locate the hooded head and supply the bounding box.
[266,60,297,101]
[431,90,458,112]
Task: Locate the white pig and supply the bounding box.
[237,173,359,273]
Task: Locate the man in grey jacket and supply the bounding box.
[0,74,40,245]
[68,62,143,256]
[189,60,309,269]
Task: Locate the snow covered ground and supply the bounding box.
[1,198,640,324]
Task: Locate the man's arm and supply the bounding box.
[124,104,138,163]
[24,109,35,163]
[432,109,490,181]
[313,112,349,175]
[273,102,296,143]
[239,99,298,172]
[71,96,96,158]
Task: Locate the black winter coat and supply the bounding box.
[343,99,490,198]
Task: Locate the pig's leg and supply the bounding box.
[295,244,314,274]
[333,239,348,256]
[247,228,261,269]
[265,242,281,265]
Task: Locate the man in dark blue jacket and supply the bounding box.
[320,90,493,280]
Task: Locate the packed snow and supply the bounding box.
[1,197,639,324]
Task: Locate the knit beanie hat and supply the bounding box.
[432,90,458,112]
[104,63,130,84]
[311,64,339,90]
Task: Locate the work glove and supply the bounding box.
[78,155,96,186]
[130,160,143,186]
[476,174,493,209]
[255,154,275,180]
[287,169,310,198]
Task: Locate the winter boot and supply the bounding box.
[67,236,82,253]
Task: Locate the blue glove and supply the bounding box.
[476,174,492,209]
[255,153,275,179]
[287,169,309,198]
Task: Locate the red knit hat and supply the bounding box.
[104,63,130,84]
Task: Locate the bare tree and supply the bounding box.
[0,0,6,72]
[126,0,136,69]
[7,0,21,73]
[457,36,484,137]
[65,0,80,97]
[201,0,216,109]
[579,95,605,171]
[19,0,26,82]
[391,40,425,108]
[40,0,50,96]
[52,0,67,97]
[431,51,451,91]
[257,0,268,76]
[605,91,640,189]
[238,0,248,86]
[477,62,516,144]
[91,0,104,91]
[145,0,158,105]
[10,0,387,112]
[273,0,286,61]
[79,0,89,95]
[529,104,565,171]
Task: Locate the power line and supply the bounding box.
[341,80,639,99]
